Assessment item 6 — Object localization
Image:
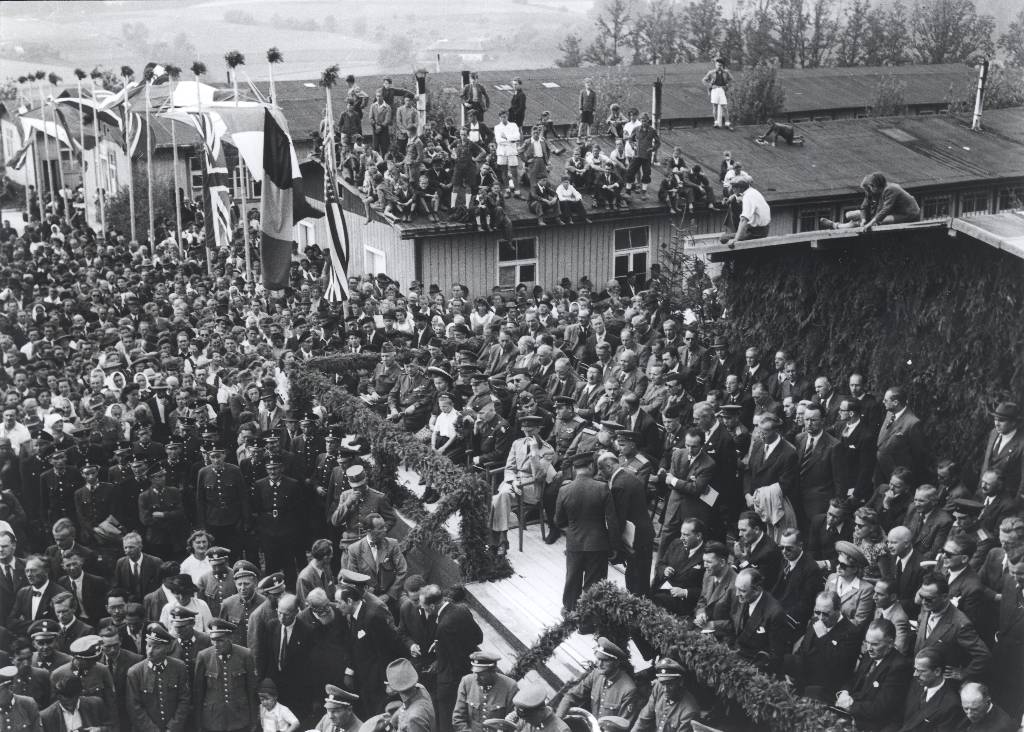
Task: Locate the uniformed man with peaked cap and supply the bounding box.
[631,657,700,732]
[453,651,519,732]
[556,638,637,722]
[126,622,193,731]
[314,684,363,732]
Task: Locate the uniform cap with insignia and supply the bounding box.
[168,606,198,625]
[717,404,742,417]
[324,684,359,708]
[338,568,373,589]
[483,720,518,732]
[512,684,548,710]
[600,421,625,433]
[469,371,489,383]
[68,635,103,659]
[519,415,544,428]
[951,498,983,516]
[345,464,367,486]
[385,658,419,692]
[29,618,60,639]
[470,650,501,669]
[0,666,16,685]
[614,430,638,442]
[257,572,286,595]
[145,622,174,645]
[206,619,237,638]
[553,396,576,407]
[206,546,231,562]
[232,560,259,580]
[654,657,685,678]
[595,636,628,661]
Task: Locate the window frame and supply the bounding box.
[796,205,835,233]
[920,193,952,220]
[613,226,650,281]
[997,186,1023,212]
[959,189,990,217]
[497,236,538,289]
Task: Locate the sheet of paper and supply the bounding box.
[700,486,719,507]
[621,520,636,548]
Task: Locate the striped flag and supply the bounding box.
[55,89,122,130]
[5,138,32,170]
[122,107,145,158]
[323,173,351,302]
[193,112,232,250]
[260,107,301,290]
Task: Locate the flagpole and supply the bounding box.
[144,70,156,248]
[224,51,248,281]
[192,61,213,277]
[267,47,282,105]
[89,69,107,236]
[33,73,53,220]
[47,73,70,227]
[73,69,88,227]
[166,64,184,259]
[121,66,137,242]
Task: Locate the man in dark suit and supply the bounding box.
[694,401,739,530]
[977,470,1020,539]
[735,511,783,589]
[650,518,707,616]
[146,387,174,443]
[253,459,306,584]
[658,428,717,557]
[914,573,991,682]
[97,623,144,732]
[942,535,988,637]
[980,402,1024,495]
[694,541,737,636]
[882,525,926,618]
[991,557,1024,720]
[50,592,94,653]
[772,528,823,626]
[602,452,656,597]
[807,498,855,572]
[905,485,954,561]
[959,682,1018,732]
[897,648,965,732]
[619,393,662,461]
[0,529,27,622]
[259,593,312,717]
[7,554,59,636]
[422,584,483,732]
[831,399,878,503]
[554,452,620,614]
[746,413,799,516]
[700,339,740,393]
[336,582,405,718]
[779,360,814,402]
[794,404,838,527]
[113,532,163,603]
[812,376,844,428]
[784,590,862,702]
[730,567,790,677]
[40,675,108,732]
[834,618,913,731]
[875,386,932,485]
[55,548,107,626]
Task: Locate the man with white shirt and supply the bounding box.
[6,555,58,636]
[555,175,591,224]
[0,408,30,455]
[40,674,108,732]
[897,648,966,731]
[724,176,771,247]
[980,402,1023,495]
[493,111,522,199]
[871,579,911,654]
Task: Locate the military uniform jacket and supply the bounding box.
[330,487,397,542]
[73,481,115,539]
[49,662,115,722]
[195,463,249,528]
[0,694,41,732]
[126,656,192,732]
[557,668,638,721]
[253,476,304,538]
[502,437,557,497]
[394,685,436,732]
[219,591,266,646]
[632,681,700,732]
[170,631,212,679]
[453,672,519,732]
[509,708,569,732]
[138,484,188,548]
[471,416,513,468]
[197,570,237,617]
[193,644,258,732]
[551,416,587,457]
[40,468,82,524]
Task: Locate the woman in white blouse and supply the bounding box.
[180,529,214,584]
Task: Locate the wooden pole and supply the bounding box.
[195,70,213,277]
[123,73,137,242]
[34,81,52,220]
[239,154,251,282]
[90,76,107,236]
[75,75,87,211]
[144,80,156,248]
[170,79,184,259]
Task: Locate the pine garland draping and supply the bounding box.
[290,361,513,582]
[511,582,856,732]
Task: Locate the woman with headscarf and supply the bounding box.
[751,480,798,543]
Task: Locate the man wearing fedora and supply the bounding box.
[981,402,1023,497]
[386,658,436,732]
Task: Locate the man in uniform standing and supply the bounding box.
[193,619,258,732]
[195,446,249,557]
[509,685,569,732]
[453,651,519,732]
[554,452,620,614]
[0,665,42,732]
[49,635,115,723]
[556,638,638,722]
[630,658,700,732]
[126,622,192,731]
[218,560,264,647]
[197,546,235,617]
[253,460,304,585]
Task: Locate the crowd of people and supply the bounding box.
[323,67,766,239]
[0,81,1006,732]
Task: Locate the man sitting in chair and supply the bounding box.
[491,415,557,556]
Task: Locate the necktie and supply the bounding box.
[884,413,895,430]
[993,435,1003,455]
[804,436,815,459]
[32,589,42,597]
[279,626,288,670]
[741,603,750,630]
[2,564,10,584]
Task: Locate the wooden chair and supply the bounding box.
[473,463,546,552]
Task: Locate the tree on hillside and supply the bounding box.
[720,12,746,67]
[590,66,647,118]
[632,0,687,64]
[911,0,995,64]
[802,0,839,67]
[583,0,633,65]
[556,33,584,67]
[863,2,913,65]
[944,63,1024,113]
[867,74,908,116]
[686,0,724,62]
[837,0,871,66]
[744,4,777,66]
[730,59,786,122]
[998,9,1024,67]
[773,0,808,68]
